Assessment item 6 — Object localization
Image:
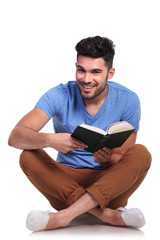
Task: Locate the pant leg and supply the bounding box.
[107,169,149,209]
[19,149,85,210]
[86,144,152,209]
[20,145,151,211]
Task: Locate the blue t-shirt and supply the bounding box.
[36,81,141,169]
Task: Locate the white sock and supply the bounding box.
[26,210,50,232]
[117,207,146,228]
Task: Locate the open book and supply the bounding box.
[71,121,134,153]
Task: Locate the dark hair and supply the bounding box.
[75,36,115,69]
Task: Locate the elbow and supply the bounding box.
[8,127,25,149]
[8,132,14,147]
[8,129,18,148]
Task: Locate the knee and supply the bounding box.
[19,149,42,174]
[128,144,152,171]
[19,150,33,173]
[133,144,152,162]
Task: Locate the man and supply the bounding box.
[8,36,151,231]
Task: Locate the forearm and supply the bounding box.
[8,126,50,150]
[110,138,136,163]
[8,126,87,152]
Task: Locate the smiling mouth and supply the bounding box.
[81,83,96,89]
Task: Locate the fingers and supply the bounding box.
[94,148,112,160]
[94,147,113,165]
[71,137,88,150]
[102,147,113,155]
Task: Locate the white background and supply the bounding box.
[0,0,159,239]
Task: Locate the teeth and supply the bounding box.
[82,84,94,89]
[84,86,92,89]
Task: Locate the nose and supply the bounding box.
[83,73,91,83]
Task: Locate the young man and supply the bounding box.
[8,36,151,231]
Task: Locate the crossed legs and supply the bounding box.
[45,192,126,230]
[20,144,151,231]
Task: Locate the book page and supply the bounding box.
[107,121,134,134]
[80,124,106,135]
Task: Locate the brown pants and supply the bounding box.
[20,144,151,211]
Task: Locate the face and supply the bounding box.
[76,56,115,100]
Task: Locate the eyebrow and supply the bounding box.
[76,65,84,69]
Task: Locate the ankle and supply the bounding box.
[56,209,72,227]
[100,208,126,227]
[45,210,70,230]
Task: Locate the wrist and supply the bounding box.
[110,152,123,163]
[39,132,54,148]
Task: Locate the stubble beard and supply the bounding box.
[80,81,108,100]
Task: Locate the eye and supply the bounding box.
[77,68,85,73]
[92,70,101,74]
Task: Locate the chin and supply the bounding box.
[81,92,98,100]
[82,95,94,100]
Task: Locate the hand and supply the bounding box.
[94,147,123,168]
[48,133,88,154]
[94,147,113,168]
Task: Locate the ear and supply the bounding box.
[108,68,115,80]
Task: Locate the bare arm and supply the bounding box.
[8,107,51,149]
[94,131,137,168]
[8,107,87,152]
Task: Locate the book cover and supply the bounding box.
[71,122,134,153]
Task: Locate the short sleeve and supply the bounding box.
[35,84,66,119]
[121,92,141,131]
